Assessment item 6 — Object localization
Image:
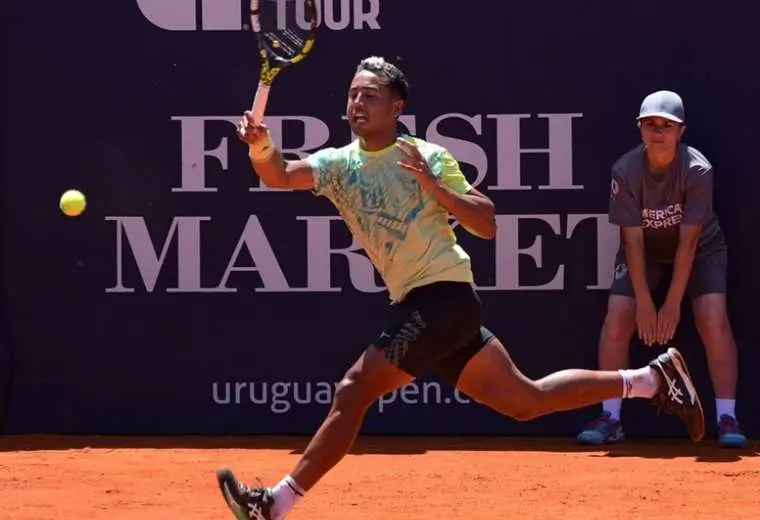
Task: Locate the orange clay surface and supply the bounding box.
[1,435,758,519]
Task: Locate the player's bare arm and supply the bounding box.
[424,182,496,240]
[237,112,315,191]
[621,226,657,346]
[430,185,496,239]
[395,138,496,239]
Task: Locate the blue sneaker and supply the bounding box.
[718,414,748,449]
[577,411,624,445]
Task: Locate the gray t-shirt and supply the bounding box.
[608,143,724,262]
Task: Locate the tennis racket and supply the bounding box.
[249,0,318,124]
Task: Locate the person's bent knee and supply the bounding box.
[601,295,637,344]
[331,374,378,415]
[693,293,731,338]
[509,394,544,421]
[510,381,557,421]
[695,309,730,335]
[470,383,543,421]
[510,403,543,422]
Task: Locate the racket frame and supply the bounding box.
[249,0,318,124]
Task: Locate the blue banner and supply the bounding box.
[2,0,758,439]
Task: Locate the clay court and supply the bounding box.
[1,435,757,519]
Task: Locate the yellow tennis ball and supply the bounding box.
[59,189,87,217]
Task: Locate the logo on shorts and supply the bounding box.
[614,263,628,280]
[385,311,426,367]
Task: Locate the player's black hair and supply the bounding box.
[355,56,409,101]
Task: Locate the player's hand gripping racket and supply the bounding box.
[249,0,318,124]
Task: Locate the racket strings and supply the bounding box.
[266,28,311,58]
[252,0,317,68]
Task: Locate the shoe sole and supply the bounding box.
[217,467,251,520]
[666,347,705,442]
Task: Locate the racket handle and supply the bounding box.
[250,82,271,125]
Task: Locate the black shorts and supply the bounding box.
[609,248,727,299]
[373,281,495,386]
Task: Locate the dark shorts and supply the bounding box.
[373,281,495,386]
[609,248,727,299]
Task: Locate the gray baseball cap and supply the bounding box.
[637,90,685,123]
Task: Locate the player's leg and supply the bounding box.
[440,331,704,442]
[217,345,412,520]
[688,250,746,448]
[216,281,479,520]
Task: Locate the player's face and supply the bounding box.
[346,70,402,138]
[639,116,685,161]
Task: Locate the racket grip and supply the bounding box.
[250,82,271,125]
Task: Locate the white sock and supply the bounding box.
[602,399,622,421]
[619,367,658,399]
[270,475,305,520]
[715,398,736,422]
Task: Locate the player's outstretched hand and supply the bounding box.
[396,137,438,189]
[237,111,269,145]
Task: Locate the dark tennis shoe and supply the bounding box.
[217,467,275,520]
[648,347,705,442]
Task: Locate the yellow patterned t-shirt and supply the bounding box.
[307,136,474,303]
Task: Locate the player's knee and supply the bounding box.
[331,375,375,415]
[510,406,542,422]
[509,395,543,422]
[491,387,543,421]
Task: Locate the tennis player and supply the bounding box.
[217,58,705,520]
[577,90,747,448]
